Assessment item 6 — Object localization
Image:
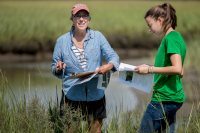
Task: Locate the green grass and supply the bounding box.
[1,68,200,133]
[1,89,200,133]
[0,1,200,53]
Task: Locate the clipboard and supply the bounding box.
[69,71,96,79]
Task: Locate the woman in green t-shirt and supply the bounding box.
[136,3,187,133]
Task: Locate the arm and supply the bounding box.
[96,63,114,74]
[136,54,183,75]
[96,32,119,74]
[51,38,66,79]
[152,54,182,75]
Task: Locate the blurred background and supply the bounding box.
[0,0,200,132]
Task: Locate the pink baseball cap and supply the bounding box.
[71,4,89,15]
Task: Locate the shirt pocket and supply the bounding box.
[86,45,100,62]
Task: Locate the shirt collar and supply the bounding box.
[70,28,94,42]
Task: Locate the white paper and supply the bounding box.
[119,63,137,71]
[97,71,112,89]
[73,72,112,89]
[73,73,98,85]
[118,63,153,93]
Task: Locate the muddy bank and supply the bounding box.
[0,34,160,56]
[0,48,155,63]
[0,52,53,62]
[1,29,199,56]
[0,30,198,62]
[1,29,199,58]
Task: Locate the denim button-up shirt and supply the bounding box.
[51,29,119,101]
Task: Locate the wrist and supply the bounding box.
[148,66,154,73]
[107,63,114,70]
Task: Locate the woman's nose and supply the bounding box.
[79,17,84,20]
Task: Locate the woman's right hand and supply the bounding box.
[135,64,149,74]
[56,61,66,73]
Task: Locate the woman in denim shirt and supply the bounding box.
[51,3,119,133]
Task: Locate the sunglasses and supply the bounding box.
[73,14,90,19]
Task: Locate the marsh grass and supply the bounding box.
[1,64,200,133]
[0,1,200,54]
[1,84,200,133]
[0,1,200,132]
[0,76,48,132]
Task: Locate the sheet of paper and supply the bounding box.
[71,71,112,90]
[73,73,98,85]
[118,63,153,93]
[69,63,154,93]
[97,71,112,89]
[119,63,137,71]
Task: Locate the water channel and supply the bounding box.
[0,58,153,119]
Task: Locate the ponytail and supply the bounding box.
[161,3,177,30]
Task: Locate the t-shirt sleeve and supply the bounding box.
[166,37,181,55]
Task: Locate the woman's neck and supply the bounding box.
[74,29,87,39]
[165,27,174,36]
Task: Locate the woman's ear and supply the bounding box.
[157,17,164,24]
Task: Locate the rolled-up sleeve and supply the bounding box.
[98,32,120,71]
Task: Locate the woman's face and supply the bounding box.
[72,10,90,31]
[145,16,163,35]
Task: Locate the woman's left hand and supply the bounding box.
[96,63,113,74]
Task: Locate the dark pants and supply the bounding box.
[60,90,106,121]
[139,101,183,133]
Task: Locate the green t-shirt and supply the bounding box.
[152,31,186,103]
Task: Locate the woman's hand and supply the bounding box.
[56,61,66,73]
[135,64,150,74]
[96,63,113,74]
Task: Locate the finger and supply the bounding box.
[134,69,139,72]
[61,62,64,69]
[95,67,100,73]
[56,61,62,70]
[135,67,139,71]
[141,64,148,67]
[98,69,103,74]
[56,62,60,68]
[63,63,67,69]
[58,62,61,67]
[98,71,104,74]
